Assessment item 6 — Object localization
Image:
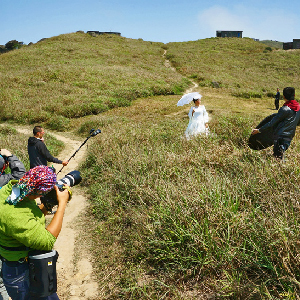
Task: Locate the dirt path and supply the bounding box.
[1,51,197,299]
[162,49,176,72]
[12,126,99,299]
[163,49,199,118]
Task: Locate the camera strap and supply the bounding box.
[0,244,30,251]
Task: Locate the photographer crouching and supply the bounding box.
[0,166,70,300]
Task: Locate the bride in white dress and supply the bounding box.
[185,96,209,139]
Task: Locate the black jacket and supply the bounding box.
[0,155,26,187]
[259,106,300,141]
[28,137,62,169]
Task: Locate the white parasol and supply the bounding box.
[177,92,202,106]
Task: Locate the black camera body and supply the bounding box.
[41,170,82,211]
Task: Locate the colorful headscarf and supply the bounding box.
[6,166,57,205]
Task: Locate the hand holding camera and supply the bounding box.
[54,185,70,207]
[41,170,82,212]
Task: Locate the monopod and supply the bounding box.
[57,128,101,175]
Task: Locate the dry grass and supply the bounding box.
[79,87,300,299]
[0,33,190,128]
[166,37,300,99]
[2,34,300,299]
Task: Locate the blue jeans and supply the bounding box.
[2,261,59,300]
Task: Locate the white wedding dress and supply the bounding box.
[185,105,209,139]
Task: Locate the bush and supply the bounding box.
[5,40,22,50]
[46,115,70,131]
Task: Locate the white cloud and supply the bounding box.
[198,5,300,42]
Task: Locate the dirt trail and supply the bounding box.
[162,49,199,117]
[1,50,196,299]
[12,126,99,300]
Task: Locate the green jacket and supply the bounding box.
[0,180,56,261]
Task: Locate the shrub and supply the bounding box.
[46,115,70,131]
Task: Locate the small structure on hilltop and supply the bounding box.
[87,31,121,37]
[283,39,300,50]
[216,30,243,38]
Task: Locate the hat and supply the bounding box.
[6,166,57,205]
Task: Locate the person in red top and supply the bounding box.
[252,87,300,160]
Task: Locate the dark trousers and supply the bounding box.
[273,138,291,159]
[2,261,59,300]
[275,99,279,110]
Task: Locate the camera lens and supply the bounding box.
[57,171,82,187]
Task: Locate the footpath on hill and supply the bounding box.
[2,50,200,299]
[12,125,99,300]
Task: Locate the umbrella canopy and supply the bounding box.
[177,92,202,106]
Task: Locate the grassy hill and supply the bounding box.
[166,37,300,99]
[0,33,189,129]
[80,89,300,299]
[2,33,300,299]
[259,39,283,49]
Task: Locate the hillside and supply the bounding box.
[79,87,300,299]
[1,34,300,128]
[0,32,189,128]
[166,37,300,99]
[2,33,300,299]
[259,39,283,49]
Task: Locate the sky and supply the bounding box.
[1,0,300,46]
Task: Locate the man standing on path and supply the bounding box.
[28,126,69,169]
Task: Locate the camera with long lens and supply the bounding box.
[41,170,82,212]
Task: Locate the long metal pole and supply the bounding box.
[56,136,91,175]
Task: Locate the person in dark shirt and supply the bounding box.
[252,87,300,160]
[0,149,26,187]
[28,126,69,169]
[274,87,280,110]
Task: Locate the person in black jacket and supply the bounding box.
[252,87,300,160]
[0,149,26,187]
[274,88,280,110]
[28,126,69,169]
[0,148,26,300]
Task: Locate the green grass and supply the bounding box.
[260,40,283,49]
[79,90,300,299]
[0,33,190,129]
[166,37,300,99]
[2,33,300,299]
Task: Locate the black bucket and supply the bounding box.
[28,250,59,297]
